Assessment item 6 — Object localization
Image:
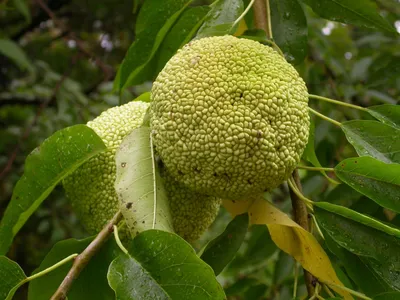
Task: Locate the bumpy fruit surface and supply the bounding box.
[63,101,150,234]
[63,101,220,242]
[164,172,220,242]
[151,35,310,200]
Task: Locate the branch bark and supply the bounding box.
[253,0,273,39]
[50,211,123,300]
[289,170,315,296]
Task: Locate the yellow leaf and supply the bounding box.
[222,198,253,216]
[248,197,352,300]
[234,19,248,36]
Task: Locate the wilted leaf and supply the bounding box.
[224,197,351,299]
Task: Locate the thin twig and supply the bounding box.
[50,211,123,300]
[289,170,315,297]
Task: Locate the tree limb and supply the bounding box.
[289,170,315,296]
[51,211,123,300]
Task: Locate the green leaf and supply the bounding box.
[324,233,392,296]
[195,0,244,39]
[118,0,191,90]
[0,256,26,300]
[108,230,226,299]
[239,29,268,43]
[28,238,120,300]
[0,39,34,74]
[368,57,400,89]
[302,0,396,33]
[270,0,308,65]
[227,224,277,271]
[0,125,106,255]
[115,127,174,237]
[11,0,31,23]
[314,202,400,238]
[156,6,210,74]
[133,91,151,103]
[341,120,400,164]
[335,157,400,213]
[368,105,400,130]
[374,292,400,300]
[200,213,248,275]
[224,277,259,297]
[315,205,400,291]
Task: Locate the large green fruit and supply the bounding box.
[151,35,310,200]
[63,101,220,242]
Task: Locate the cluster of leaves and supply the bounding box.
[0,0,399,299]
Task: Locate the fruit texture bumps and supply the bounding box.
[151,35,310,200]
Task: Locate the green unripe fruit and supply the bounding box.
[151,35,310,200]
[63,101,220,242]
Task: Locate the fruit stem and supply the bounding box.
[323,284,335,298]
[113,225,128,254]
[293,262,299,299]
[325,281,372,300]
[309,94,367,112]
[297,165,334,172]
[232,0,256,29]
[309,107,341,127]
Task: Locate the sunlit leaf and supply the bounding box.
[115,127,173,237]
